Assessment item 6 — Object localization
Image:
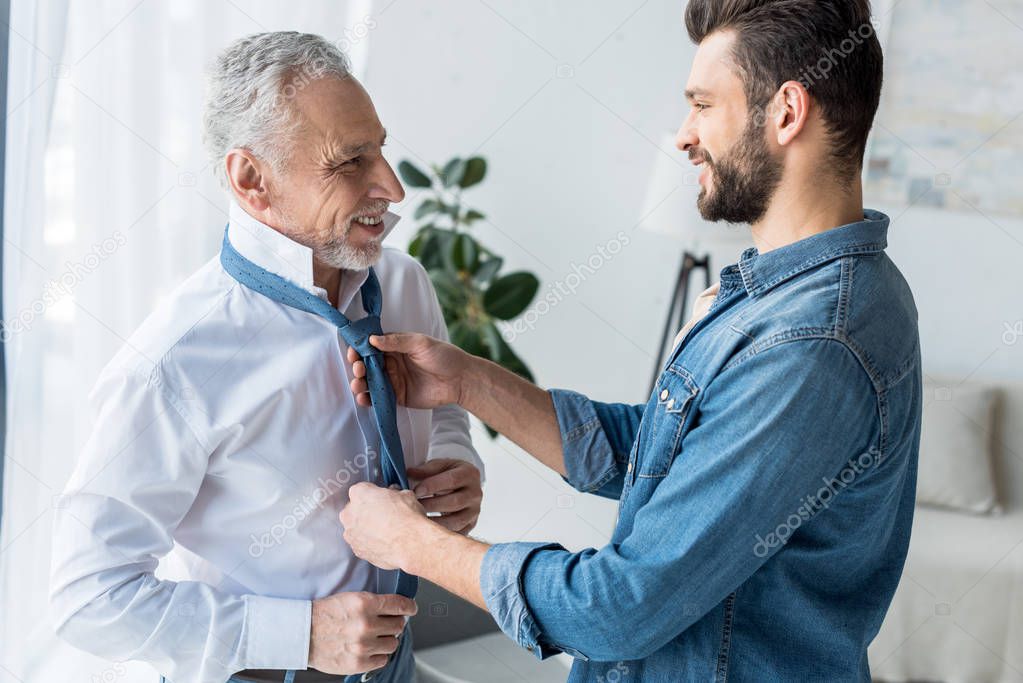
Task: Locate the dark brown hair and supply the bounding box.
[685,0,883,180]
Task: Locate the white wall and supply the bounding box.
[361,0,1023,548]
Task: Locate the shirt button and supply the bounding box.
[659,389,669,400]
[665,398,675,409]
[627,461,634,473]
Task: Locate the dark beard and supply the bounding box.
[697,118,783,225]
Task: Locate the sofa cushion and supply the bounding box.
[917,379,1000,514]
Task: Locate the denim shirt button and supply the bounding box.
[659,389,669,400]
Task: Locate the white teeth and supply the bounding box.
[355,215,382,225]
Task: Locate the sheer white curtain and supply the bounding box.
[1,2,372,681]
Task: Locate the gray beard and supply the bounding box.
[319,230,382,270]
[277,204,383,270]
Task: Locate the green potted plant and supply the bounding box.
[398,156,539,436]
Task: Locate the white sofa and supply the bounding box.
[870,381,1023,682]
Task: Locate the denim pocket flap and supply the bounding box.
[638,365,700,477]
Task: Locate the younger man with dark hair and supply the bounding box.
[341,1,921,680]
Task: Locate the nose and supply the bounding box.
[368,158,406,204]
[676,110,699,153]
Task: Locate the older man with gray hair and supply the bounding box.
[49,32,482,683]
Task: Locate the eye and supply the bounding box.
[330,157,362,175]
[694,103,710,112]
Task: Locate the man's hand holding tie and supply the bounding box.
[408,458,482,534]
[307,591,416,674]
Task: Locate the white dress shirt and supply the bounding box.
[49,202,481,683]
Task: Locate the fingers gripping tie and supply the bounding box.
[345,315,384,359]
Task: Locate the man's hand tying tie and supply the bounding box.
[340,482,427,571]
[347,334,483,535]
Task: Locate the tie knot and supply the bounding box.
[344,315,384,357]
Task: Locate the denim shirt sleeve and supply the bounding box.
[482,338,880,662]
[549,388,645,500]
[479,542,569,659]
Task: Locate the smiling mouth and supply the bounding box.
[694,162,713,190]
[353,214,384,226]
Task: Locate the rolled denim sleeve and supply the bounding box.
[484,339,880,662]
[480,542,568,660]
[549,389,644,499]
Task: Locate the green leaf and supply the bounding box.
[485,424,499,439]
[495,335,535,382]
[429,269,468,310]
[459,157,487,188]
[414,199,444,220]
[480,322,505,359]
[408,234,424,258]
[462,209,486,224]
[420,229,453,270]
[440,158,467,187]
[473,256,503,283]
[408,225,434,258]
[483,272,539,320]
[449,320,488,356]
[481,323,534,383]
[451,233,479,272]
[398,160,432,188]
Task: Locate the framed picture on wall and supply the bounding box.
[863,0,1023,218]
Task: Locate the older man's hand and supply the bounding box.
[307,591,415,675]
[408,459,482,535]
[341,483,427,571]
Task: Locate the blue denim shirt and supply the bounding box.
[480,210,922,682]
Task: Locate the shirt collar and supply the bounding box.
[226,200,402,305]
[735,209,890,298]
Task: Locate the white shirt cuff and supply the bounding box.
[242,594,312,670]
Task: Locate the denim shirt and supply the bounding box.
[480,210,922,682]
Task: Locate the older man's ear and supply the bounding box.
[224,148,271,214]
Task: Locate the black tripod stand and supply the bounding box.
[648,251,711,396]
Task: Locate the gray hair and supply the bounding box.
[202,31,351,189]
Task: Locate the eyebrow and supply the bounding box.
[334,130,388,159]
[685,88,712,101]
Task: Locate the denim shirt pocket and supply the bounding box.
[637,364,701,478]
